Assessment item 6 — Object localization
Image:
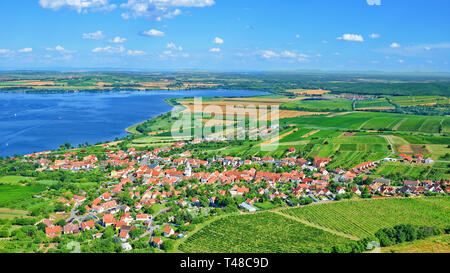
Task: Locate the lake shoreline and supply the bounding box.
[0,90,268,157]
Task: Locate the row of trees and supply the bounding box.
[332,224,450,253]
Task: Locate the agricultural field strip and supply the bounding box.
[392,118,408,131]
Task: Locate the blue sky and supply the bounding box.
[0,0,449,72]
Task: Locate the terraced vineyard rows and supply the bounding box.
[281,197,450,239]
[179,212,351,253]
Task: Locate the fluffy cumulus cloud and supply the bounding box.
[142,29,165,37]
[390,42,401,48]
[213,37,224,44]
[46,45,77,53]
[39,0,117,13]
[109,36,127,43]
[18,48,33,53]
[337,34,364,42]
[120,0,215,20]
[366,0,381,6]
[370,33,380,39]
[209,47,220,52]
[82,30,104,40]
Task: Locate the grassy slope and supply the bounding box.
[379,234,450,253]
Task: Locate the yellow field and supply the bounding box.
[380,234,450,253]
[179,99,326,120]
[286,89,331,95]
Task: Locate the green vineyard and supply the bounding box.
[179,197,450,253]
[179,212,351,253]
[281,197,450,239]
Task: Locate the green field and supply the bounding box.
[179,212,351,253]
[355,98,394,109]
[279,128,315,142]
[0,176,33,185]
[281,98,353,112]
[281,197,450,239]
[375,162,450,181]
[0,185,46,207]
[390,96,450,107]
[281,112,448,134]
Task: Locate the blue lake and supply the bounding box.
[0,90,267,157]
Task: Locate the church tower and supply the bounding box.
[185,161,192,177]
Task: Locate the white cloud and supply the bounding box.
[295,34,301,39]
[261,50,279,59]
[209,48,221,52]
[398,59,405,63]
[369,33,380,39]
[419,43,450,50]
[280,50,297,58]
[127,49,147,56]
[337,34,364,42]
[82,30,104,40]
[109,36,127,43]
[367,0,381,6]
[18,48,33,53]
[92,45,125,54]
[46,45,76,53]
[162,48,189,58]
[142,29,165,37]
[213,37,224,44]
[39,0,116,13]
[167,42,183,51]
[120,0,215,20]
[381,43,450,57]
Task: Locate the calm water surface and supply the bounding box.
[0,90,267,157]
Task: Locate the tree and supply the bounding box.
[199,196,210,208]
[162,240,174,252]
[129,228,145,239]
[55,219,67,227]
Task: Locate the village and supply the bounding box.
[21,138,450,252]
